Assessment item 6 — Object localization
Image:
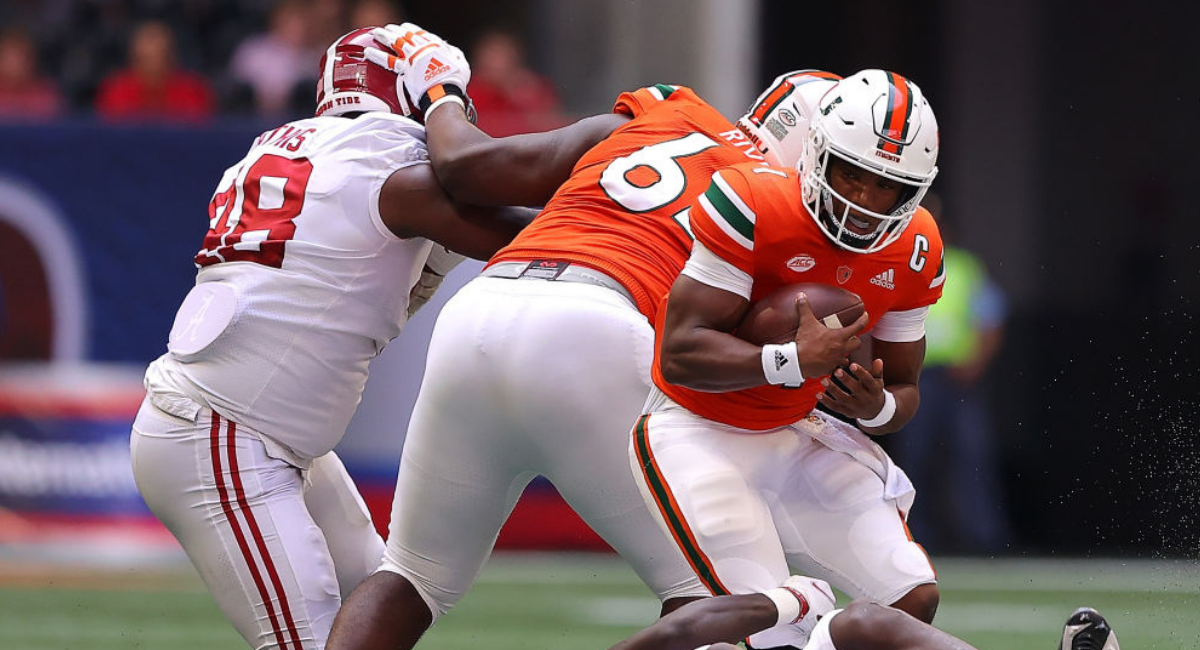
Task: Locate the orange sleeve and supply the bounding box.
[901,208,947,309]
[613,84,684,118]
[688,167,759,276]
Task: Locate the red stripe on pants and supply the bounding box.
[210,413,301,649]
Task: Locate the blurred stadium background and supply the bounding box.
[0,0,1198,648]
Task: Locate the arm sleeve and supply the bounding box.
[681,239,754,299]
[871,306,929,343]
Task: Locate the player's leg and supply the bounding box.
[631,404,805,648]
[328,278,536,650]
[303,451,385,598]
[524,283,708,610]
[774,413,939,624]
[132,398,341,649]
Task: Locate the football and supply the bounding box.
[736,283,865,345]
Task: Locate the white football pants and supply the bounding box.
[380,276,707,619]
[631,391,934,649]
[131,397,384,650]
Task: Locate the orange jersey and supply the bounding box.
[654,163,946,430]
[488,85,769,322]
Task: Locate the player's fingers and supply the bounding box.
[364,47,402,72]
[370,25,403,49]
[794,293,819,324]
[844,335,863,355]
[871,358,884,377]
[843,311,869,336]
[819,379,848,401]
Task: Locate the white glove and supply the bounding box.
[763,576,837,642]
[407,245,465,319]
[367,23,472,120]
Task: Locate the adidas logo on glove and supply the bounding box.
[425,57,452,81]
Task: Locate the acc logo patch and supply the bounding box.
[779,108,797,127]
[786,254,816,273]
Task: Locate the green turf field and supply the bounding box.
[1,553,1196,649]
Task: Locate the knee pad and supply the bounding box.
[687,466,768,550]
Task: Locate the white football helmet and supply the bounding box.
[736,70,841,167]
[800,69,939,253]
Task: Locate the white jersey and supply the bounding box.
[145,112,434,461]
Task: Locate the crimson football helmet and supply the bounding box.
[315,27,416,118]
[737,70,842,168]
[800,69,939,253]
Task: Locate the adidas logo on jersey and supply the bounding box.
[424,57,452,81]
[870,269,896,290]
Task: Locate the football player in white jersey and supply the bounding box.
[130,27,628,650]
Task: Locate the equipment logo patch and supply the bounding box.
[786,254,816,273]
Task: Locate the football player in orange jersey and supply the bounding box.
[327,23,844,650]
[633,70,946,648]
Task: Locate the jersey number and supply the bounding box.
[599,133,719,239]
[195,154,314,269]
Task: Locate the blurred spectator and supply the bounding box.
[0,27,63,120]
[94,20,215,122]
[467,28,564,136]
[228,0,317,116]
[889,194,1012,554]
[348,0,405,30]
[308,0,351,54]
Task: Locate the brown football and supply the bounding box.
[736,283,865,345]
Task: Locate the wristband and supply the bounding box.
[761,342,804,386]
[857,388,896,428]
[424,94,465,120]
[763,586,809,626]
[419,84,470,116]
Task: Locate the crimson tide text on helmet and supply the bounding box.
[315,27,415,118]
[736,70,842,168]
[800,69,939,253]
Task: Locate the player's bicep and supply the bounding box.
[664,273,750,341]
[378,163,535,260]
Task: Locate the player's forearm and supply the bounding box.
[608,595,777,650]
[426,106,624,206]
[659,328,772,392]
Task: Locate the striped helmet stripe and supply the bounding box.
[880,71,914,154]
[700,175,755,249]
[748,78,795,127]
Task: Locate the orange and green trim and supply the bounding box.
[879,72,913,154]
[747,78,795,127]
[632,414,730,596]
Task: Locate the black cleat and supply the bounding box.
[1060,607,1119,650]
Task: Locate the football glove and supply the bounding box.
[368,23,473,121]
[407,245,465,319]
